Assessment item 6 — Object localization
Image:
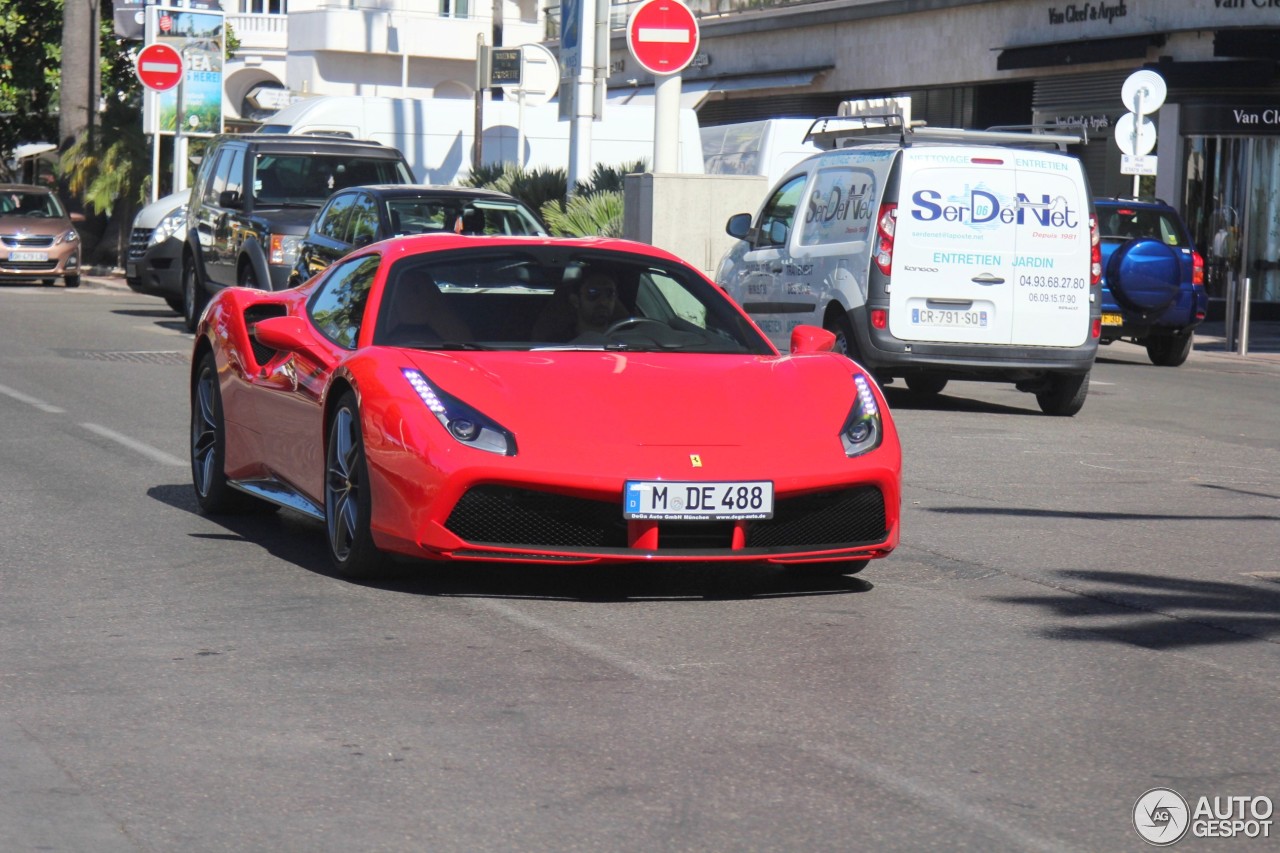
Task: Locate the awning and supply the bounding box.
[1214,28,1280,58]
[997,34,1165,71]
[607,67,829,109]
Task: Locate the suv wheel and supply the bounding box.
[1145,331,1193,367]
[1036,370,1090,417]
[182,260,205,331]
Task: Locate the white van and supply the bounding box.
[701,118,822,185]
[716,117,1101,416]
[259,96,704,184]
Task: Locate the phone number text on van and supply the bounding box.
[910,191,1080,228]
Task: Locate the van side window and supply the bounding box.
[800,166,877,247]
[753,175,806,249]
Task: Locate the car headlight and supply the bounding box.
[840,374,883,457]
[402,368,516,456]
[149,207,186,247]
[56,228,80,245]
[269,233,303,266]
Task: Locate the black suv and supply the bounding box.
[180,134,413,330]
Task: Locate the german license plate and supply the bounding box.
[911,307,987,327]
[1101,312,1124,326]
[9,251,47,262]
[624,480,774,520]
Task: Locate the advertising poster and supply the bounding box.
[143,4,225,137]
[116,0,223,41]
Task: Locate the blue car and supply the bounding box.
[1095,197,1207,366]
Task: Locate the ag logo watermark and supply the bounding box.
[1134,788,1190,846]
[1133,787,1274,845]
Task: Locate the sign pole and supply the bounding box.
[654,73,680,172]
[626,0,700,175]
[1131,89,1142,197]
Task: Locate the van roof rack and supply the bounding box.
[804,115,1085,153]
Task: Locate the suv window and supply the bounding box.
[252,153,406,206]
[347,193,380,246]
[204,146,237,205]
[1098,206,1187,247]
[308,254,381,349]
[315,193,356,240]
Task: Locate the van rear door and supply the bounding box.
[890,149,1020,345]
[891,148,1092,348]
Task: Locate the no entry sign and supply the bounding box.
[135,42,184,92]
[626,0,700,76]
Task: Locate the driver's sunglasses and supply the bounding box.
[583,285,616,301]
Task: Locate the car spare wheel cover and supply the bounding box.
[1106,237,1181,315]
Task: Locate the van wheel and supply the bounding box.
[823,314,859,362]
[1035,370,1090,416]
[905,374,948,396]
[1145,331,1193,367]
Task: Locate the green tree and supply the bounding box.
[0,0,63,169]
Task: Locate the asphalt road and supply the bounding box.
[2,278,1279,852]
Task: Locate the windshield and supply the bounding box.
[385,197,546,237]
[0,190,64,218]
[252,154,410,206]
[373,247,774,355]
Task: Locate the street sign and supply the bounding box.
[490,48,523,86]
[1121,70,1167,115]
[1114,112,1156,156]
[626,0,700,76]
[135,42,183,92]
[1121,154,1157,176]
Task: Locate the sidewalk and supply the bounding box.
[1193,319,1280,363]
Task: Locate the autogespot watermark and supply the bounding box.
[1133,787,1274,845]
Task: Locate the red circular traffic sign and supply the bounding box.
[626,0,700,76]
[135,43,184,92]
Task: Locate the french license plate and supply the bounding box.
[1101,312,1124,327]
[9,251,48,262]
[126,261,138,278]
[624,480,774,520]
[911,307,987,327]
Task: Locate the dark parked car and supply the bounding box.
[126,189,188,312]
[0,184,83,288]
[289,185,548,286]
[1095,197,1207,366]
[181,134,414,330]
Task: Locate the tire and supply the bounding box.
[325,392,384,579]
[1145,331,1193,367]
[823,312,859,362]
[41,278,55,287]
[239,264,260,290]
[182,260,205,331]
[191,352,255,514]
[785,560,869,578]
[164,294,184,314]
[63,275,80,289]
[1035,370,1090,417]
[905,373,948,396]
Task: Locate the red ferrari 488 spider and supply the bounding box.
[190,235,901,579]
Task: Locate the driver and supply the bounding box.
[569,271,622,337]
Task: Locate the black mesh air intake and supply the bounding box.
[746,487,886,548]
[446,486,629,548]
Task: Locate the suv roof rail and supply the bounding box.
[804,115,1084,152]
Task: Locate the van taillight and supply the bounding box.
[1089,213,1101,286]
[1192,250,1205,286]
[875,203,897,275]
[871,309,888,330]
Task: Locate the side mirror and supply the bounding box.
[218,189,242,208]
[352,233,374,248]
[69,211,86,224]
[253,315,319,355]
[725,212,752,240]
[789,324,836,354]
[767,220,789,247]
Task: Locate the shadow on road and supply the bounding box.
[993,569,1280,650]
[881,387,1040,416]
[149,483,875,603]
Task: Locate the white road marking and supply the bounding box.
[80,422,187,467]
[0,382,65,413]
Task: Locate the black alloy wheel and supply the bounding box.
[325,392,383,579]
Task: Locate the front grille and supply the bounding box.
[446,486,628,548]
[746,487,886,548]
[2,235,55,249]
[128,227,150,260]
[445,484,887,553]
[1,260,57,271]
